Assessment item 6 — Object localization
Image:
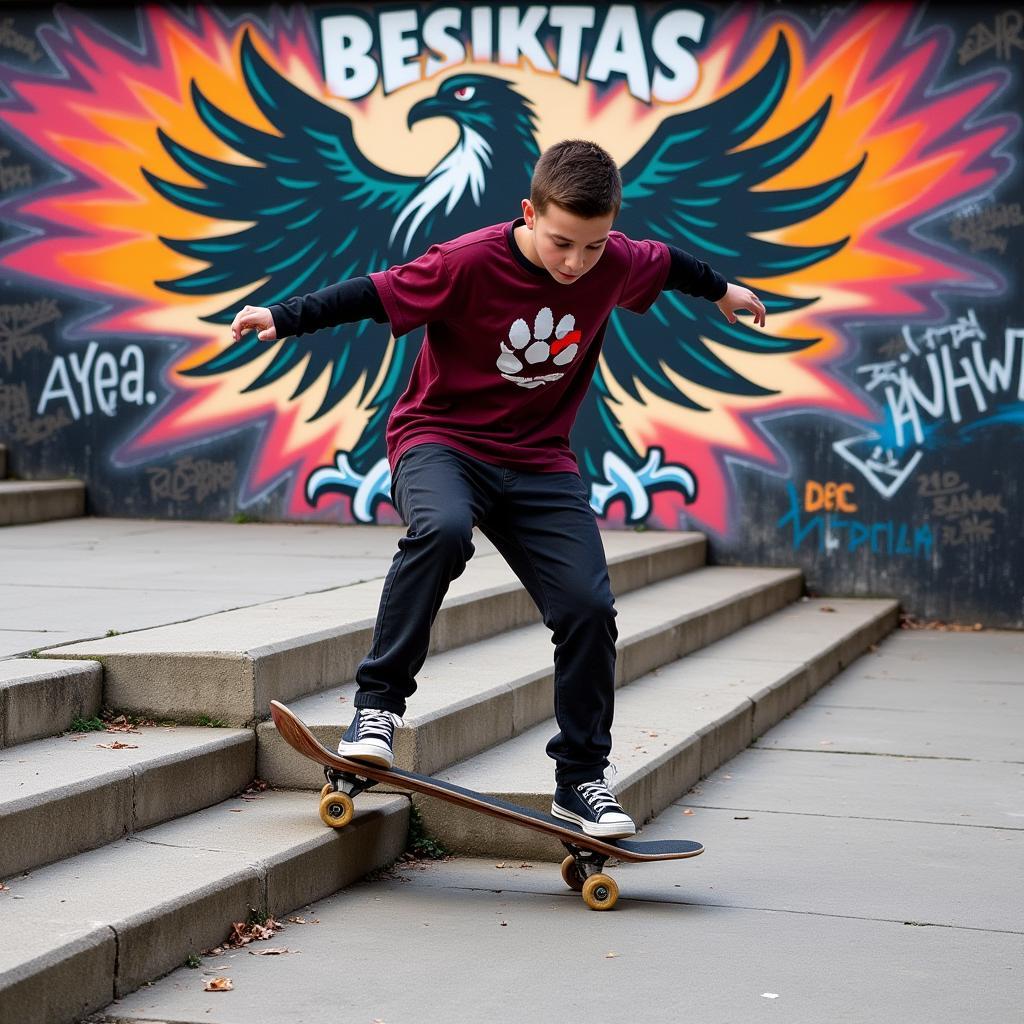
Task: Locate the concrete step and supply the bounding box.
[415,597,899,860]
[0,790,407,1024]
[258,566,805,788]
[0,480,85,527]
[0,658,102,747]
[44,532,707,726]
[0,724,256,878]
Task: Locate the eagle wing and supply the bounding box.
[144,30,419,421]
[608,33,865,410]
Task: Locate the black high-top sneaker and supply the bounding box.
[551,777,636,838]
[337,708,402,768]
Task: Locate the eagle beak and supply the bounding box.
[408,96,443,129]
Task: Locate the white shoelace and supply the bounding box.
[356,709,401,742]
[576,780,623,816]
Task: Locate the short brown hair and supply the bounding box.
[530,140,622,218]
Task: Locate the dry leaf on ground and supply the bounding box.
[96,741,139,750]
[203,977,233,992]
[900,614,984,632]
[249,947,294,956]
[103,714,147,733]
[227,918,283,947]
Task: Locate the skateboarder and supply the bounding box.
[231,140,765,838]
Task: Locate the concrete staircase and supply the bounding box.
[0,443,86,526]
[0,530,899,1024]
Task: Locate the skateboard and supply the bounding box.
[270,700,703,910]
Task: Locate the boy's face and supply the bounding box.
[521,199,615,285]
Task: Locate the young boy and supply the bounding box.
[231,140,765,838]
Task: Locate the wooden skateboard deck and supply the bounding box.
[270,699,703,909]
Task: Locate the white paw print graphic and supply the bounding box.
[496,307,582,388]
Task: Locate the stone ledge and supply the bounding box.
[45,533,706,725]
[0,480,85,527]
[0,726,256,878]
[0,658,102,747]
[0,791,408,1024]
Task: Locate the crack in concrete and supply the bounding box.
[108,924,120,1006]
[422,881,1024,935]
[127,837,251,857]
[676,803,1024,832]
[749,745,1023,765]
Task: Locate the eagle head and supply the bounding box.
[407,74,532,134]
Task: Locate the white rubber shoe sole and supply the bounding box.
[336,740,395,769]
[551,802,637,839]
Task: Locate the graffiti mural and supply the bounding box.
[0,3,1020,625]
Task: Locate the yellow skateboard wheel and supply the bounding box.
[560,855,585,892]
[319,790,354,828]
[582,873,619,911]
[320,783,332,799]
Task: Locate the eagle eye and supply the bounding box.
[453,86,475,102]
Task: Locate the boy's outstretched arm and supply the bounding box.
[230,277,388,342]
[663,244,766,328]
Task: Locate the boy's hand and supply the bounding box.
[231,305,277,342]
[715,283,766,328]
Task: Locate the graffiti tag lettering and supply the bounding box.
[0,298,58,372]
[959,9,1024,64]
[836,311,1024,498]
[37,341,156,421]
[0,380,30,425]
[879,316,1023,447]
[0,147,31,192]
[778,483,933,559]
[950,201,1024,254]
[0,379,72,445]
[146,456,237,504]
[916,470,1007,547]
[0,18,42,63]
[941,515,999,546]
[804,480,858,513]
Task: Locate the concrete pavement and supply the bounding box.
[2,517,1018,1022]
[0,518,415,657]
[98,629,1023,1024]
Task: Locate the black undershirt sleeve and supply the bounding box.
[664,244,728,302]
[269,276,388,339]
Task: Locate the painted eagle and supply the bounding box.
[147,30,862,521]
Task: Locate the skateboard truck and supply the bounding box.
[559,842,619,910]
[319,766,379,829]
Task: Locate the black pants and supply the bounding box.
[354,443,618,785]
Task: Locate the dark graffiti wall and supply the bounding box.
[0,3,1021,626]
